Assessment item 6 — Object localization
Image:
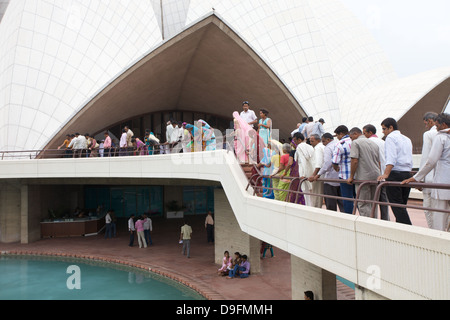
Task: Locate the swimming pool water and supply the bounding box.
[0,255,205,300]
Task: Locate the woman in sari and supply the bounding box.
[257,109,272,145]
[185,124,202,152]
[277,144,294,201]
[257,141,277,199]
[198,119,216,151]
[233,112,250,163]
[271,143,292,201]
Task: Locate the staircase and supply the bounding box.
[241,163,263,197]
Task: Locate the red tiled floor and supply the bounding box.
[0,201,430,300]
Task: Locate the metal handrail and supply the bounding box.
[246,174,450,228]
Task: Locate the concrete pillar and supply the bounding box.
[0,180,21,243]
[291,255,337,300]
[214,188,261,274]
[20,184,29,244]
[355,285,389,300]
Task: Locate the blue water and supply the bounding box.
[0,255,205,300]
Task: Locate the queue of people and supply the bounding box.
[57,100,449,232]
[237,101,449,232]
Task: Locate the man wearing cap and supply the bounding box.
[311,118,326,138]
[240,101,258,128]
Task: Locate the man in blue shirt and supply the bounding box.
[377,118,413,225]
[332,125,355,214]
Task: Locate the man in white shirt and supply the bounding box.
[240,101,258,128]
[308,134,325,208]
[402,113,450,231]
[419,112,438,228]
[377,118,413,225]
[293,132,315,206]
[68,133,87,158]
[169,121,182,153]
[363,124,389,221]
[143,214,153,245]
[162,120,174,154]
[119,129,127,156]
[313,133,344,212]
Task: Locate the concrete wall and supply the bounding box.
[214,188,261,274]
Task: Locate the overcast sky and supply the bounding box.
[341,0,450,78]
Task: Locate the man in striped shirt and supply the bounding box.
[332,125,354,214]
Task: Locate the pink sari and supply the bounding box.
[232,111,265,164]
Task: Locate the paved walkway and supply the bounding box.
[0,201,429,300]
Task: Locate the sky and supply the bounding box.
[341,0,450,78]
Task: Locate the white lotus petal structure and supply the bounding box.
[0,0,449,152]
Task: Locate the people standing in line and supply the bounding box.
[68,133,86,158]
[103,131,112,157]
[296,117,308,137]
[257,109,272,145]
[164,120,174,154]
[240,101,258,128]
[128,214,135,247]
[287,136,306,205]
[308,134,325,208]
[132,137,145,155]
[311,118,326,139]
[181,123,192,153]
[418,112,439,229]
[180,220,193,258]
[363,125,390,221]
[205,211,214,244]
[347,127,381,218]
[124,126,134,155]
[57,134,72,157]
[402,113,450,231]
[274,143,294,202]
[301,116,315,143]
[119,129,128,156]
[313,133,344,212]
[257,141,276,199]
[135,215,147,248]
[293,132,315,206]
[104,210,112,239]
[377,118,413,225]
[86,134,98,157]
[332,125,354,214]
[143,214,153,245]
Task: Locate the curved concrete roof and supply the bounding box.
[43,14,306,150]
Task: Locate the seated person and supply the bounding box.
[218,251,232,276]
[227,254,250,279]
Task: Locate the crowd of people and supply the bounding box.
[57,119,221,158]
[58,100,449,232]
[238,101,449,232]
